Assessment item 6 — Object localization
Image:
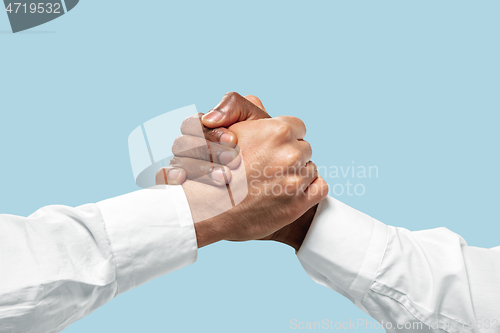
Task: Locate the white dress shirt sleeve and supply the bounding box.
[0,185,197,333]
[297,196,500,333]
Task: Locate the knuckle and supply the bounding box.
[169,157,182,168]
[305,141,312,154]
[224,91,242,101]
[286,149,302,166]
[180,117,191,131]
[274,123,293,140]
[286,175,302,189]
[295,117,306,131]
[301,142,313,164]
[246,95,262,104]
[218,92,245,114]
[180,114,203,134]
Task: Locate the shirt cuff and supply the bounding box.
[297,196,389,305]
[97,185,197,295]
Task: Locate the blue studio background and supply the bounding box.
[1,1,499,332]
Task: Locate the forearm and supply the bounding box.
[194,219,224,248]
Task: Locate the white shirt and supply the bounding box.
[1,190,499,332]
[298,196,500,332]
[0,187,197,333]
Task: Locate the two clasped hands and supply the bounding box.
[1,92,497,332]
[156,92,329,250]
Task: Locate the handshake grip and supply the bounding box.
[128,105,249,223]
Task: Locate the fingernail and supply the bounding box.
[210,167,225,184]
[168,169,181,181]
[203,110,223,123]
[220,133,234,143]
[219,150,237,166]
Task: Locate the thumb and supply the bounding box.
[202,92,270,128]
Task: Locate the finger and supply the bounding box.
[180,113,238,146]
[179,113,204,137]
[172,135,241,169]
[202,92,271,128]
[301,176,329,206]
[182,93,270,146]
[244,95,267,112]
[296,140,313,167]
[296,161,319,190]
[200,94,269,145]
[274,116,307,140]
[204,128,237,146]
[155,167,187,185]
[168,157,232,186]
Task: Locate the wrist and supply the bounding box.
[271,205,318,252]
[180,181,231,247]
[193,218,225,248]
